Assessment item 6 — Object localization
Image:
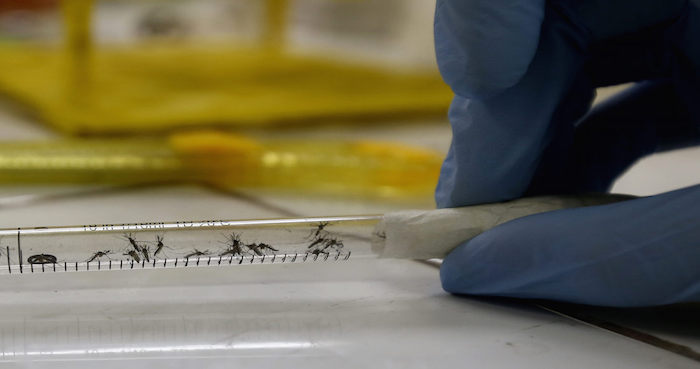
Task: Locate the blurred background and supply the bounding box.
[0,0,449,136]
[0,0,439,68]
[0,0,454,211]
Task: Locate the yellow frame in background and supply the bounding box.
[0,0,452,136]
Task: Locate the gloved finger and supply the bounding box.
[525,80,700,195]
[481,2,700,198]
[434,0,544,98]
[440,184,700,307]
[524,0,700,195]
[564,0,687,41]
[435,1,700,208]
[436,5,594,208]
[583,7,692,88]
[434,0,688,100]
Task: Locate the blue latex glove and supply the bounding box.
[435,0,700,307]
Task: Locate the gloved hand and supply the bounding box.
[435,0,700,307]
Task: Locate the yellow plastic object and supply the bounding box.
[0,131,443,200]
[263,0,290,49]
[0,46,453,135]
[0,0,452,135]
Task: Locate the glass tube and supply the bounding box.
[0,215,383,275]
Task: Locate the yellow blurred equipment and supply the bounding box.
[0,131,442,201]
[0,0,452,135]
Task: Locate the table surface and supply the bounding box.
[0,95,698,368]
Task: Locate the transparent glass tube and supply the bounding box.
[0,215,383,275]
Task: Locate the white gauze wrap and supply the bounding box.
[371,195,632,259]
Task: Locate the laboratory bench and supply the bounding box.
[0,99,698,368]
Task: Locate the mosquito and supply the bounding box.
[123,233,142,252]
[247,242,279,256]
[323,238,344,251]
[308,222,330,240]
[124,250,141,263]
[153,235,166,257]
[87,250,112,263]
[184,249,209,259]
[308,237,344,255]
[307,237,326,250]
[140,244,150,263]
[219,233,246,257]
[310,248,329,256]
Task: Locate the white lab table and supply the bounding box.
[0,258,696,368]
